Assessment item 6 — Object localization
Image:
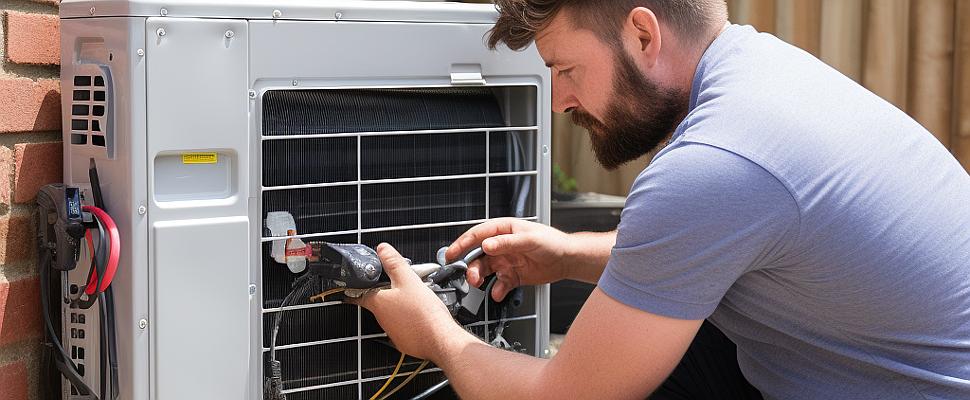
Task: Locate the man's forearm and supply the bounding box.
[433,327,552,399]
[563,231,616,284]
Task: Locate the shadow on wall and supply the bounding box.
[36,89,60,132]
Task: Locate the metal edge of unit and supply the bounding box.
[60,0,498,23]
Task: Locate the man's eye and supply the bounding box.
[558,68,574,77]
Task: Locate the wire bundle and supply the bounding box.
[40,203,120,400]
[39,160,120,400]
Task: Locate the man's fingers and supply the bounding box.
[446,219,518,261]
[488,269,521,302]
[491,279,509,302]
[481,233,537,256]
[465,259,493,287]
[376,243,421,288]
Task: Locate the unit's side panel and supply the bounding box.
[144,17,252,400]
[60,16,150,400]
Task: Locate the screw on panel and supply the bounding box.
[248,90,257,99]
[542,145,550,155]
[160,8,168,16]
[137,49,145,56]
[89,7,96,15]
[272,9,282,18]
[249,284,257,295]
[137,205,146,215]
[138,319,148,329]
[156,28,166,37]
[291,80,299,86]
[334,11,343,19]
[225,30,235,38]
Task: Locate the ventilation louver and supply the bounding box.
[69,75,108,148]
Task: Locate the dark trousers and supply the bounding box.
[649,321,764,400]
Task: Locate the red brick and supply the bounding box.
[0,214,34,264]
[3,11,60,65]
[0,78,61,133]
[0,147,12,207]
[0,277,42,347]
[0,360,28,400]
[13,142,62,204]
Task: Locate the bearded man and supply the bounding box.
[354,1,970,399]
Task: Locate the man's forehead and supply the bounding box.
[534,9,571,44]
[535,13,576,67]
[536,17,602,68]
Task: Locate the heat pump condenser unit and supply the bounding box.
[57,1,551,399]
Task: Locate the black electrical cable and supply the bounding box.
[410,379,450,400]
[91,217,107,295]
[105,287,119,399]
[265,273,318,400]
[98,292,109,399]
[76,218,107,310]
[89,159,105,214]
[89,158,119,399]
[39,249,100,398]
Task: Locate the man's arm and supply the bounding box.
[357,244,701,400]
[563,231,616,284]
[437,289,699,399]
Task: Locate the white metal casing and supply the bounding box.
[60,1,552,399]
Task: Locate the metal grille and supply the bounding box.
[69,75,108,148]
[259,87,540,399]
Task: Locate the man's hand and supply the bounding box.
[353,243,474,361]
[446,218,574,301]
[447,218,616,300]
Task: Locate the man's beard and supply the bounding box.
[570,50,690,170]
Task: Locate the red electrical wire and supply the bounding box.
[85,230,95,255]
[84,230,98,294]
[83,205,120,295]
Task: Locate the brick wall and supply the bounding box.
[1,1,63,399]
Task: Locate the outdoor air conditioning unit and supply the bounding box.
[57,1,551,398]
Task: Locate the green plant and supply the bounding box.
[553,164,578,193]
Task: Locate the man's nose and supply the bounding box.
[551,77,580,114]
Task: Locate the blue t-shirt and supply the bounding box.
[598,25,970,399]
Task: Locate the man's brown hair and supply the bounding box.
[487,0,728,50]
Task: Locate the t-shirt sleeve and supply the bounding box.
[598,142,800,320]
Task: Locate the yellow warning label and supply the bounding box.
[181,152,218,164]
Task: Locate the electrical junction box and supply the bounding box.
[58,1,552,399]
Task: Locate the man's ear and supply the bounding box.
[626,7,662,67]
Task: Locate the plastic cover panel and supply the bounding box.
[260,87,539,398]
